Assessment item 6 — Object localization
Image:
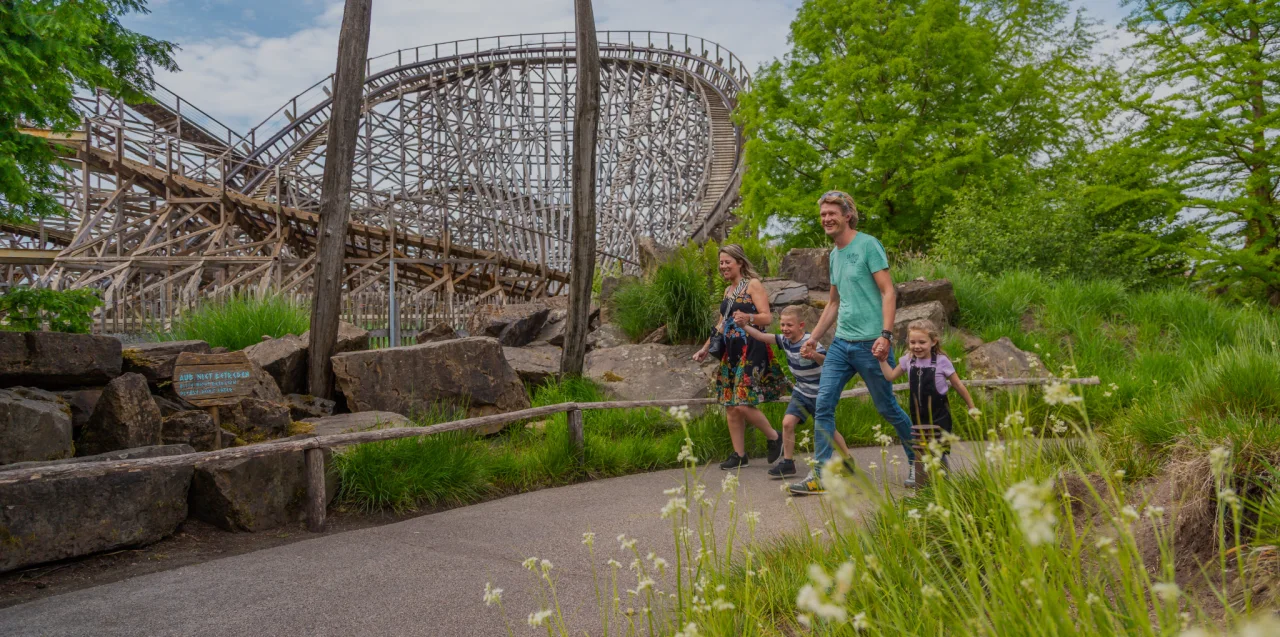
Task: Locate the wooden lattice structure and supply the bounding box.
[1,32,749,311]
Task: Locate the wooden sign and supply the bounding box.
[172,351,255,407]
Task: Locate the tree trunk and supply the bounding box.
[307,0,373,398]
[560,0,600,376]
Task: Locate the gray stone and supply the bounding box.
[636,235,674,272]
[0,447,192,573]
[245,362,285,404]
[778,248,830,291]
[599,275,639,304]
[214,397,291,440]
[955,328,984,352]
[56,388,102,437]
[585,344,715,411]
[640,325,669,345]
[415,323,459,344]
[503,345,561,388]
[161,410,219,451]
[220,428,242,448]
[331,337,531,434]
[895,279,959,325]
[536,317,566,347]
[121,340,211,385]
[0,387,73,465]
[893,301,949,345]
[302,411,410,437]
[0,331,122,389]
[586,324,630,350]
[78,373,162,456]
[152,394,189,417]
[482,303,551,347]
[243,334,308,395]
[210,346,229,354]
[301,321,370,355]
[763,279,809,307]
[188,435,336,533]
[285,393,335,421]
[966,337,1049,380]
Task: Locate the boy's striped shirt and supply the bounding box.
[775,333,825,398]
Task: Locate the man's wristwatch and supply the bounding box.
[881,330,894,342]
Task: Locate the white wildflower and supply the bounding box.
[985,442,1006,466]
[668,405,692,424]
[661,496,689,519]
[637,577,656,593]
[852,612,870,631]
[674,622,700,637]
[527,609,553,627]
[745,510,761,526]
[607,559,622,568]
[1003,411,1026,429]
[1114,469,1126,480]
[1120,506,1139,523]
[522,557,538,570]
[711,599,735,611]
[967,407,982,419]
[540,559,553,573]
[927,502,951,520]
[1219,488,1241,507]
[1004,479,1058,546]
[677,437,697,463]
[1152,581,1180,602]
[483,583,503,606]
[721,473,739,493]
[618,534,637,550]
[796,562,854,624]
[1085,593,1101,605]
[1209,446,1231,476]
[582,532,595,546]
[1043,382,1082,406]
[1145,506,1165,519]
[907,508,922,521]
[921,584,941,600]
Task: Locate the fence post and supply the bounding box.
[305,447,327,532]
[567,408,584,464]
[911,424,942,488]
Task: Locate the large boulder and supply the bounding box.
[0,445,193,573]
[483,303,552,347]
[302,411,409,437]
[763,279,809,307]
[0,387,73,466]
[892,301,949,344]
[121,340,211,385]
[599,275,639,305]
[585,344,715,408]
[778,248,830,291]
[895,279,959,325]
[587,324,630,350]
[78,373,162,456]
[213,397,291,441]
[285,393,335,421]
[636,236,674,273]
[301,322,369,355]
[503,345,562,388]
[56,387,102,438]
[243,334,308,395]
[188,435,336,532]
[161,410,219,451]
[0,331,121,389]
[966,337,1049,380]
[416,322,459,344]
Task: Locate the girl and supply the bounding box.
[878,319,977,468]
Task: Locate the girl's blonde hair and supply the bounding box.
[907,319,942,357]
[719,244,761,281]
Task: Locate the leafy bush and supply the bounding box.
[0,287,102,333]
[163,293,309,351]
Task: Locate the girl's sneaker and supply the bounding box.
[768,459,796,479]
[788,472,825,495]
[719,452,748,470]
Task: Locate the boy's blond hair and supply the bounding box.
[779,305,806,322]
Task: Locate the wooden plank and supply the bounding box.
[305,448,327,532]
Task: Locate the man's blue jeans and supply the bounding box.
[813,338,914,474]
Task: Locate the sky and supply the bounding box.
[124,0,1135,134]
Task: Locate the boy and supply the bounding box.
[737,305,853,479]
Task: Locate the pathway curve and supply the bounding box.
[0,444,973,636]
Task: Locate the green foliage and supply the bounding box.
[736,0,1100,250]
[0,286,101,333]
[610,244,720,343]
[0,1,176,222]
[162,293,309,351]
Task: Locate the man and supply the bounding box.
[790,190,917,495]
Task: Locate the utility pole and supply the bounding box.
[560,0,600,376]
[307,0,373,398]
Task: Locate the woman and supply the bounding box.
[693,244,788,469]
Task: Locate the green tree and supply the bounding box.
[1121,0,1280,304]
[0,1,175,222]
[736,0,1099,250]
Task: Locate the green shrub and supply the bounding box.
[163,293,309,351]
[610,245,718,343]
[609,279,663,341]
[0,287,102,333]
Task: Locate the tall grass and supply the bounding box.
[162,293,309,350]
[612,245,718,343]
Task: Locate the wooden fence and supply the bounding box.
[0,376,1100,532]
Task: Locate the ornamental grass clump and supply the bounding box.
[163,292,309,350]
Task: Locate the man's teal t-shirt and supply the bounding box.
[829,232,891,342]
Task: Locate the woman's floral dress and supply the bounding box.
[714,282,789,406]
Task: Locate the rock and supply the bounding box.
[778,248,830,291]
[285,394,335,421]
[587,324,629,350]
[955,328,984,352]
[483,303,551,347]
[56,388,102,438]
[78,373,162,456]
[895,279,959,325]
[966,337,1048,380]
[0,331,122,389]
[220,428,242,447]
[543,295,600,323]
[585,344,715,411]
[188,435,336,533]
[210,346,229,354]
[636,236,673,272]
[0,446,193,573]
[331,337,531,434]
[640,325,669,345]
[0,387,73,465]
[152,394,188,417]
[214,397,291,440]
[763,279,809,307]
[892,301,949,344]
[121,340,211,385]
[302,411,409,437]
[503,345,562,388]
[599,275,639,304]
[808,290,830,308]
[160,410,219,451]
[245,362,285,404]
[243,334,308,395]
[301,321,369,355]
[416,322,459,344]
[537,318,566,347]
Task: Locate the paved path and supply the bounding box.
[0,445,966,637]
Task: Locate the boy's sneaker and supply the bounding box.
[766,435,783,464]
[719,452,748,470]
[904,465,917,488]
[788,472,826,495]
[768,459,797,479]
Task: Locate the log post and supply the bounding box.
[567,408,584,464]
[305,447,327,532]
[911,423,942,487]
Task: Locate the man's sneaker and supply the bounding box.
[788,472,826,495]
[766,434,783,464]
[768,459,797,479]
[904,464,917,488]
[719,452,748,470]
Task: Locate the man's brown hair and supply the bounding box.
[817,190,859,228]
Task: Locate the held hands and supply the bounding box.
[872,337,890,361]
[731,310,753,327]
[799,339,818,358]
